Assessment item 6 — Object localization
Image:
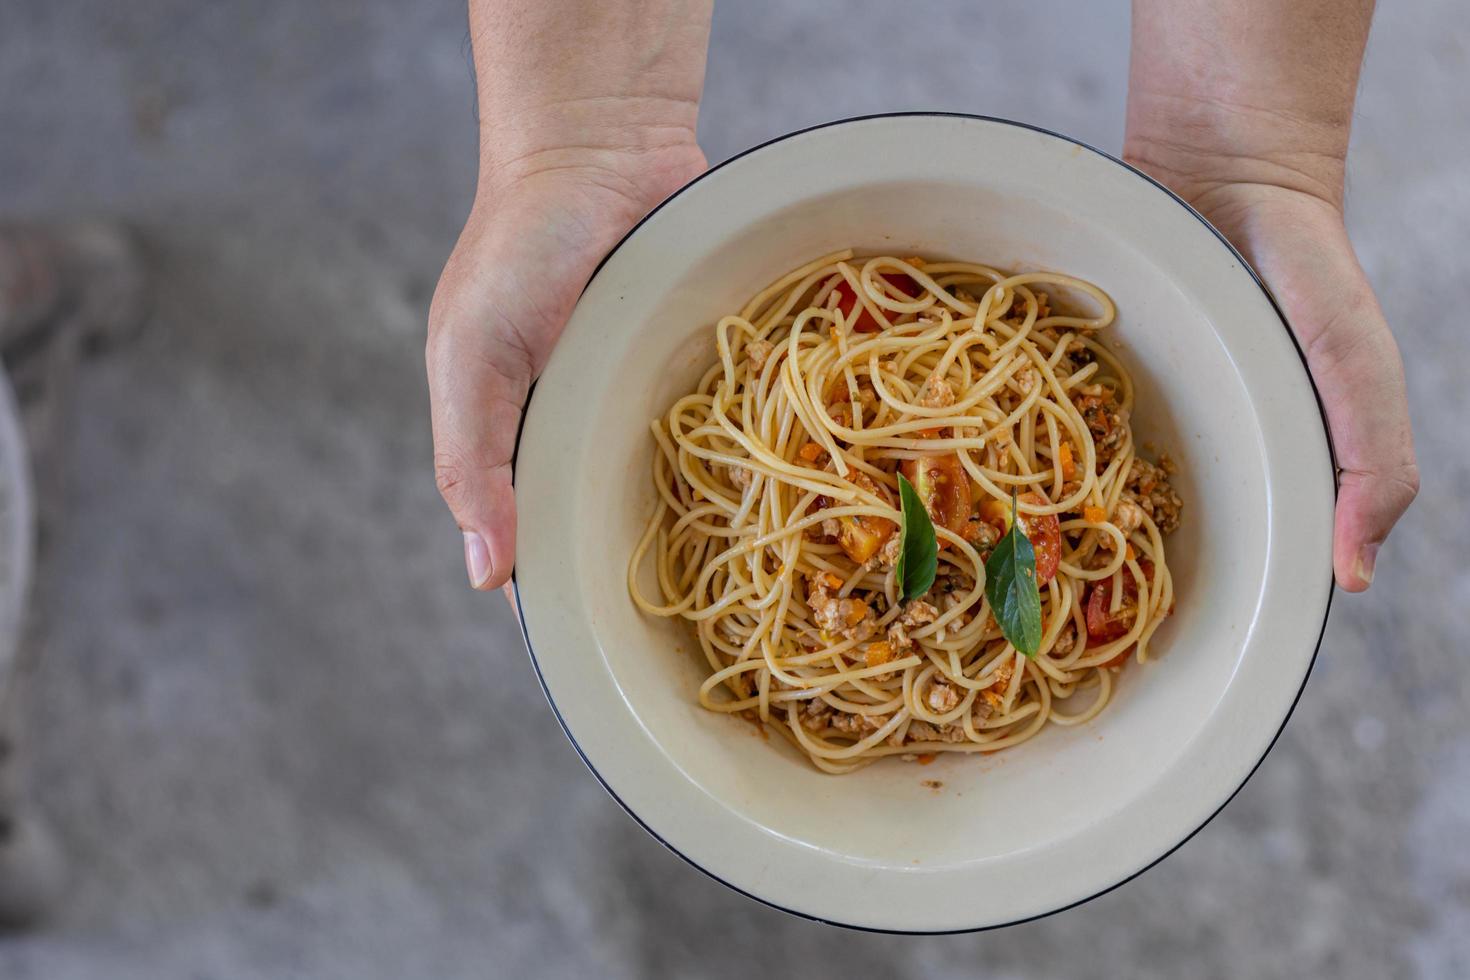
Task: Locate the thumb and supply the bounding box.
[426,285,536,593]
[1263,217,1419,592]
[429,202,558,593]
[424,166,700,592]
[424,186,620,594]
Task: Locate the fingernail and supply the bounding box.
[1354,543,1379,587]
[464,531,492,589]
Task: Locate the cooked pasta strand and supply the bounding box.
[630,253,1182,773]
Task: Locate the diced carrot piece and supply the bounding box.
[1126,543,1137,561]
[838,516,891,562]
[835,470,897,563]
[864,641,895,669]
[980,658,1015,708]
[820,572,844,590]
[1084,505,1107,524]
[916,753,937,765]
[1058,442,1076,480]
[798,442,824,462]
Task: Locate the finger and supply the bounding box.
[426,326,529,590]
[426,302,534,593]
[425,194,607,593]
[1282,236,1418,592]
[425,176,686,593]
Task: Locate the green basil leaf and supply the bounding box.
[896,473,938,601]
[984,490,1043,656]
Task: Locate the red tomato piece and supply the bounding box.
[901,450,971,542]
[832,274,920,333]
[978,491,1062,584]
[1084,559,1155,644]
[1017,492,1061,585]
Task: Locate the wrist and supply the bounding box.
[476,102,705,213]
[1125,0,1370,214]
[467,0,710,208]
[1124,92,1350,214]
[472,128,706,248]
[458,131,706,293]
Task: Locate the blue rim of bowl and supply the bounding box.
[507,111,1338,933]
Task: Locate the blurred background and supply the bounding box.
[0,1,1466,977]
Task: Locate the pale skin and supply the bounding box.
[427,0,1417,599]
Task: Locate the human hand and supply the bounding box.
[427,146,706,595]
[1125,0,1417,592]
[1168,178,1416,593]
[1126,122,1417,593]
[428,0,711,593]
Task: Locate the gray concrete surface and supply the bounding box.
[0,1,1467,977]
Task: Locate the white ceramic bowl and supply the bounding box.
[512,114,1334,932]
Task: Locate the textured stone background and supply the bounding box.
[0,1,1466,977]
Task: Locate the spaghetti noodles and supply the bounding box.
[628,251,1182,773]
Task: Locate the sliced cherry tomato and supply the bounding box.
[901,449,971,542]
[978,491,1061,584]
[832,273,920,333]
[979,496,1010,530]
[1084,559,1155,644]
[1017,492,1061,585]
